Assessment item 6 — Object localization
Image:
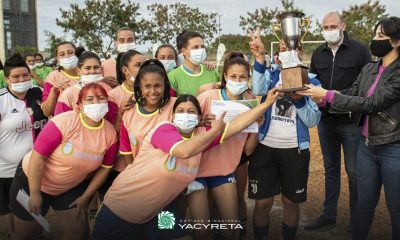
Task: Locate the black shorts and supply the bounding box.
[10,162,89,221]
[0,177,13,215]
[98,169,121,196]
[248,144,310,203]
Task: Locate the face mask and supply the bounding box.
[370,39,393,57]
[11,80,32,93]
[28,64,35,70]
[82,103,109,122]
[117,42,136,53]
[322,29,342,44]
[35,63,44,68]
[59,55,78,70]
[160,60,176,72]
[189,48,207,65]
[126,70,135,82]
[173,113,199,134]
[81,74,103,85]
[226,79,248,96]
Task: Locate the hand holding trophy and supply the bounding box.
[272,11,311,92]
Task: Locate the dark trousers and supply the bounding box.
[317,118,360,222]
[353,138,400,240]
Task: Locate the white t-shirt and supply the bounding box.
[261,78,298,148]
[0,88,46,177]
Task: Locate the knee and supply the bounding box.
[64,224,89,240]
[282,197,299,212]
[254,198,274,216]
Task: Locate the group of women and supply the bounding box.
[0,15,399,240]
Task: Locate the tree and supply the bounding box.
[341,0,387,44]
[140,3,218,44]
[43,30,66,58]
[56,0,142,58]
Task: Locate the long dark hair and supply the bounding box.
[221,51,251,88]
[134,59,171,110]
[173,94,202,115]
[116,50,143,84]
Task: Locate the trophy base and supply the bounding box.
[278,86,309,93]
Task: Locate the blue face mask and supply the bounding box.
[226,79,248,96]
[160,60,176,72]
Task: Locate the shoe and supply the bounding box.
[304,215,336,230]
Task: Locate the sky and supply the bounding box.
[36,0,400,51]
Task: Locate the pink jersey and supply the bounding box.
[102,59,117,79]
[105,122,222,223]
[196,89,254,177]
[22,111,118,196]
[116,98,176,171]
[106,84,134,125]
[54,82,112,115]
[42,70,80,102]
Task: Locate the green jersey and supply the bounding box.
[34,66,53,81]
[168,64,219,96]
[0,70,6,89]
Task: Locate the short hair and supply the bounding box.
[4,53,30,77]
[116,27,136,40]
[34,53,44,60]
[176,30,188,52]
[324,11,344,24]
[178,31,204,51]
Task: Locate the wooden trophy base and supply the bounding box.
[279,65,310,92]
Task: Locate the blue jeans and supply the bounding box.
[317,118,360,221]
[354,137,400,240]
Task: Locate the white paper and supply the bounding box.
[16,189,50,232]
[211,99,259,133]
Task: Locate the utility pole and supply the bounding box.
[0,0,5,63]
[213,11,225,46]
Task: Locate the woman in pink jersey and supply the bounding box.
[41,41,81,117]
[188,52,259,240]
[9,84,118,240]
[54,51,112,115]
[106,49,145,130]
[92,90,279,240]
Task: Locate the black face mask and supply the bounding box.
[370,39,393,57]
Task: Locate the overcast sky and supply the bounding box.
[36,0,400,51]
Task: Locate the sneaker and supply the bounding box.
[304,215,336,231]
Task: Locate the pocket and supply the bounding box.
[336,61,357,69]
[378,112,397,130]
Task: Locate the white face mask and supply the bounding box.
[11,80,32,93]
[35,63,44,68]
[117,42,136,53]
[322,29,342,44]
[173,113,199,134]
[226,79,248,96]
[160,60,176,72]
[81,74,103,85]
[59,55,78,70]
[82,103,109,122]
[28,64,35,70]
[126,70,135,82]
[189,48,207,65]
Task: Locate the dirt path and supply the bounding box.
[0,128,392,239]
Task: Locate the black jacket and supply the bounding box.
[310,32,372,119]
[331,58,400,145]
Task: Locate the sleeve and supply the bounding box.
[168,71,178,94]
[42,81,54,102]
[54,102,72,116]
[361,45,372,71]
[309,52,317,75]
[294,97,321,128]
[252,60,272,96]
[150,123,184,155]
[101,141,118,168]
[169,88,177,97]
[33,121,63,157]
[332,71,400,114]
[105,101,118,124]
[196,91,210,118]
[119,120,132,155]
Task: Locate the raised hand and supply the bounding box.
[248,27,266,63]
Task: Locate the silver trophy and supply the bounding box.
[272,11,311,92]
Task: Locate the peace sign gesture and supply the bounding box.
[248,27,266,63]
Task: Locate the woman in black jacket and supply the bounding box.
[299,16,400,240]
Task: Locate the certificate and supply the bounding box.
[210,99,259,133]
[16,189,50,232]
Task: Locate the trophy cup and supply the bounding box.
[272,11,311,92]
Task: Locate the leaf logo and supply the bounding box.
[158,211,175,229]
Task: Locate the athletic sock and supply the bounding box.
[253,223,269,240]
[240,218,247,237]
[282,222,298,240]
